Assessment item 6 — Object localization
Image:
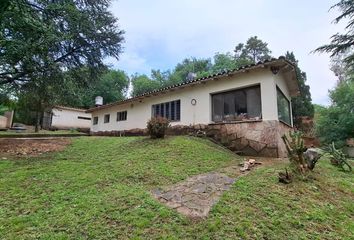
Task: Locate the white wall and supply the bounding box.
[91,69,291,132]
[0,116,7,129]
[51,108,92,129]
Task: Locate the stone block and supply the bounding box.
[249,140,266,152]
[259,147,278,157]
[240,146,258,156]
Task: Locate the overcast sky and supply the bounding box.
[108,0,346,105]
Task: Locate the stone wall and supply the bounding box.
[206,120,292,158]
[91,120,292,158]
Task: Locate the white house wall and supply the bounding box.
[91,69,291,132]
[51,108,92,129]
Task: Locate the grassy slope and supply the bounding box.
[0,136,353,239]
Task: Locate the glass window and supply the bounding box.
[152,100,180,121]
[117,111,127,121]
[212,85,261,122]
[277,87,291,125]
[104,114,110,123]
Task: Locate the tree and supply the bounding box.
[316,60,354,145]
[315,0,354,67]
[0,0,124,86]
[59,69,129,108]
[211,52,238,73]
[166,57,212,85]
[234,36,272,63]
[131,74,161,97]
[330,49,354,83]
[285,52,314,121]
[15,73,64,131]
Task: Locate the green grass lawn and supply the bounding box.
[0,136,353,239]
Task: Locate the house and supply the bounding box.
[87,57,299,157]
[43,106,92,131]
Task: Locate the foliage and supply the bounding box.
[131,74,161,97]
[234,36,272,63]
[60,69,129,108]
[316,79,354,145]
[315,0,354,67]
[169,57,212,84]
[211,52,238,73]
[147,117,170,139]
[0,137,352,239]
[0,0,124,87]
[325,142,352,172]
[285,52,314,122]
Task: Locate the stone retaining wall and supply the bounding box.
[91,120,292,157]
[206,120,291,157]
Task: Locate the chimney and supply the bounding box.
[95,96,103,107]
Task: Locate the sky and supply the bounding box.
[108,0,346,105]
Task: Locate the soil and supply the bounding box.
[0,138,71,157]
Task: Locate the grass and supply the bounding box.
[0,136,353,239]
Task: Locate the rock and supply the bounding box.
[240,162,250,172]
[248,159,256,164]
[303,148,322,170]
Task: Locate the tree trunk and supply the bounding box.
[35,111,40,133]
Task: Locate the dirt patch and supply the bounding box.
[0,138,71,157]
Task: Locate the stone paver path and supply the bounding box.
[151,173,235,218]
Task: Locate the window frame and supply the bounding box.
[276,86,292,126]
[211,85,262,122]
[152,99,181,122]
[116,111,127,122]
[104,114,110,123]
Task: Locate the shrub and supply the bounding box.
[147,117,170,139]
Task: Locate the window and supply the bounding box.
[93,116,98,125]
[152,100,181,121]
[104,114,110,123]
[277,87,291,125]
[78,116,91,120]
[212,85,261,122]
[117,111,127,121]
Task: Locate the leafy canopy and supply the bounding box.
[315,0,354,66]
[0,0,124,86]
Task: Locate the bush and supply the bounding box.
[147,117,170,139]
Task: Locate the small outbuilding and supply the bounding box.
[43,106,92,131]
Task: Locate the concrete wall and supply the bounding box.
[51,108,92,129]
[4,111,13,128]
[91,68,293,132]
[0,116,7,129]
